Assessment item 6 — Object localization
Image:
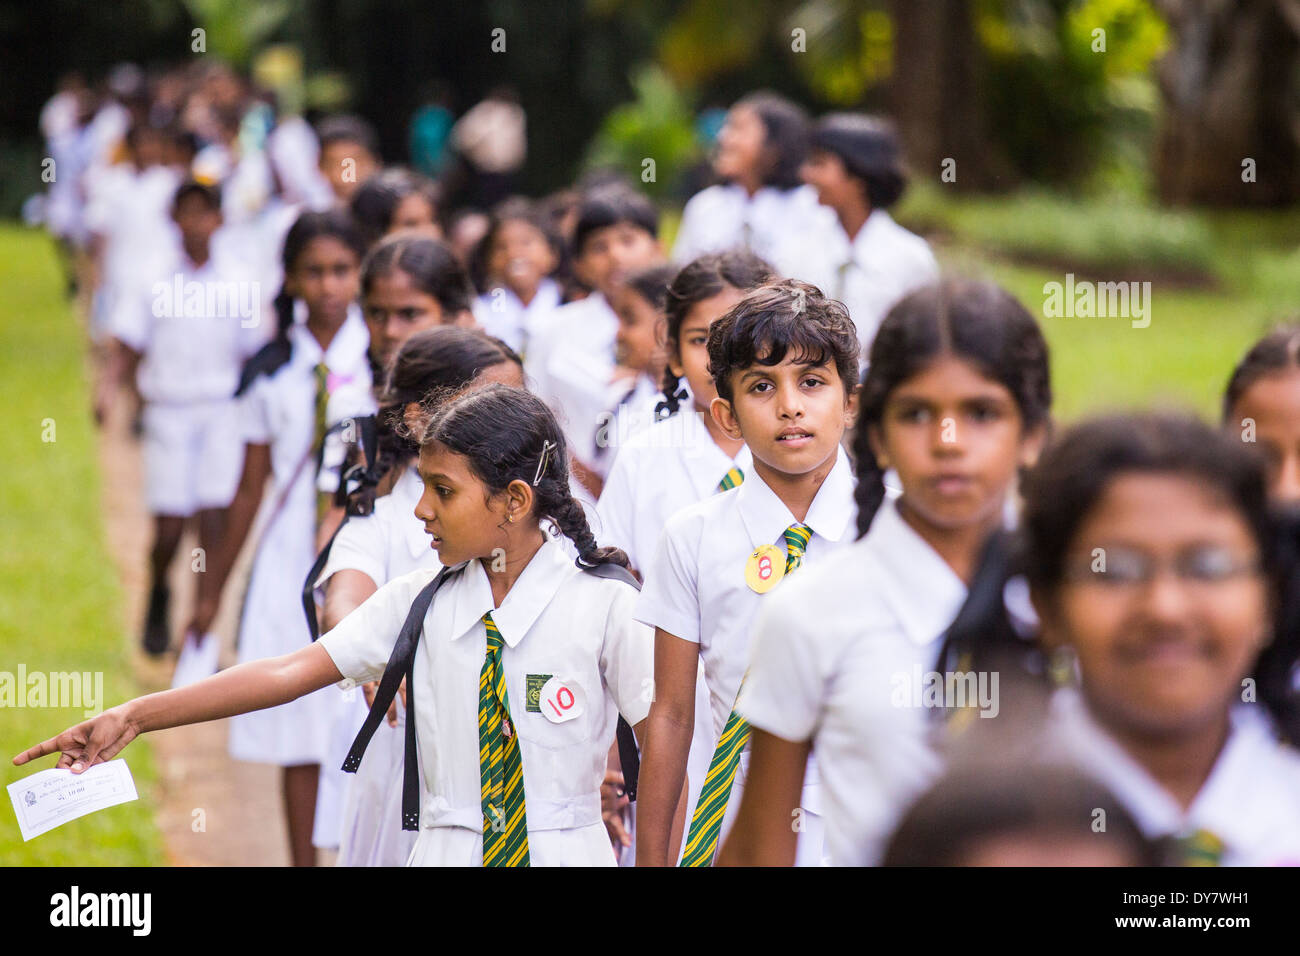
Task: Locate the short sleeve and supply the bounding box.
[599,583,655,726]
[239,375,274,445]
[632,515,701,644]
[595,448,639,564]
[318,571,429,686]
[316,511,388,592]
[671,191,708,264]
[106,283,151,353]
[736,585,827,742]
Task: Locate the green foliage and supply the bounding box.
[582,64,701,199]
[0,228,165,866]
[899,181,1215,277]
[180,0,292,66]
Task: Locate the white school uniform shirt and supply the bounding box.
[672,182,835,277]
[788,209,938,361]
[596,407,752,573]
[529,293,619,467]
[108,244,268,405]
[737,495,966,866]
[1046,687,1300,866]
[318,536,655,866]
[634,445,856,862]
[228,310,374,766]
[474,277,562,356]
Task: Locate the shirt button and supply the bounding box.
[339,678,355,690]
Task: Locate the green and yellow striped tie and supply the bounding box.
[716,466,744,493]
[478,612,530,866]
[313,362,332,524]
[1176,829,1224,867]
[679,523,813,867]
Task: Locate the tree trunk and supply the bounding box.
[889,0,1002,190]
[1153,0,1300,206]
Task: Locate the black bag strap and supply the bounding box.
[301,415,382,642]
[341,564,461,831]
[341,557,645,831]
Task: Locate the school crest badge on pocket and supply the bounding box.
[525,673,553,713]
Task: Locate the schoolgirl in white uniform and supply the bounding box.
[187,209,372,867]
[470,198,563,357]
[633,280,862,866]
[795,114,938,362]
[18,385,653,867]
[1010,413,1300,866]
[721,279,1053,866]
[672,91,834,279]
[314,328,524,866]
[97,180,269,655]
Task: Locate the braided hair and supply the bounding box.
[419,384,630,569]
[657,250,775,418]
[851,278,1053,537]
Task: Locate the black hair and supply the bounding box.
[348,167,440,248]
[733,91,810,191]
[355,328,522,514]
[172,178,221,214]
[316,114,381,160]
[470,196,563,294]
[940,412,1300,746]
[239,209,365,395]
[882,763,1160,866]
[361,234,475,317]
[419,384,630,569]
[622,263,677,315]
[810,112,907,209]
[657,250,776,418]
[572,185,659,259]
[705,279,858,406]
[852,278,1053,537]
[1222,326,1300,423]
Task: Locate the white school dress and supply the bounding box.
[473,278,562,356]
[318,536,654,866]
[313,466,438,864]
[1046,687,1300,866]
[671,182,835,278]
[228,311,374,767]
[108,243,269,516]
[634,446,857,864]
[785,209,938,362]
[737,496,966,865]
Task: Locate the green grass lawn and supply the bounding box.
[896,187,1300,422]
[0,225,165,865]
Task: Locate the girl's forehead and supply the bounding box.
[298,235,358,265]
[417,440,471,477]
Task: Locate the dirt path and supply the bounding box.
[98,400,335,866]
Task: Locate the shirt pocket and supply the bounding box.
[512,670,595,750]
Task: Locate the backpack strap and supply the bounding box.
[301,415,382,642]
[580,561,643,802]
[341,564,461,831]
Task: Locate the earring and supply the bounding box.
[507,513,514,523]
[1047,646,1077,688]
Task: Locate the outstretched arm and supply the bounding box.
[13,642,343,773]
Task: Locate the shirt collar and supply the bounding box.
[288,303,368,371]
[1048,686,1279,849]
[735,445,855,550]
[447,536,576,648]
[863,496,968,646]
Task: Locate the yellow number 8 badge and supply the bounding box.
[745,543,785,594]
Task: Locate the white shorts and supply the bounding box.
[142,400,243,516]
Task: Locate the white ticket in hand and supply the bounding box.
[7,759,138,842]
